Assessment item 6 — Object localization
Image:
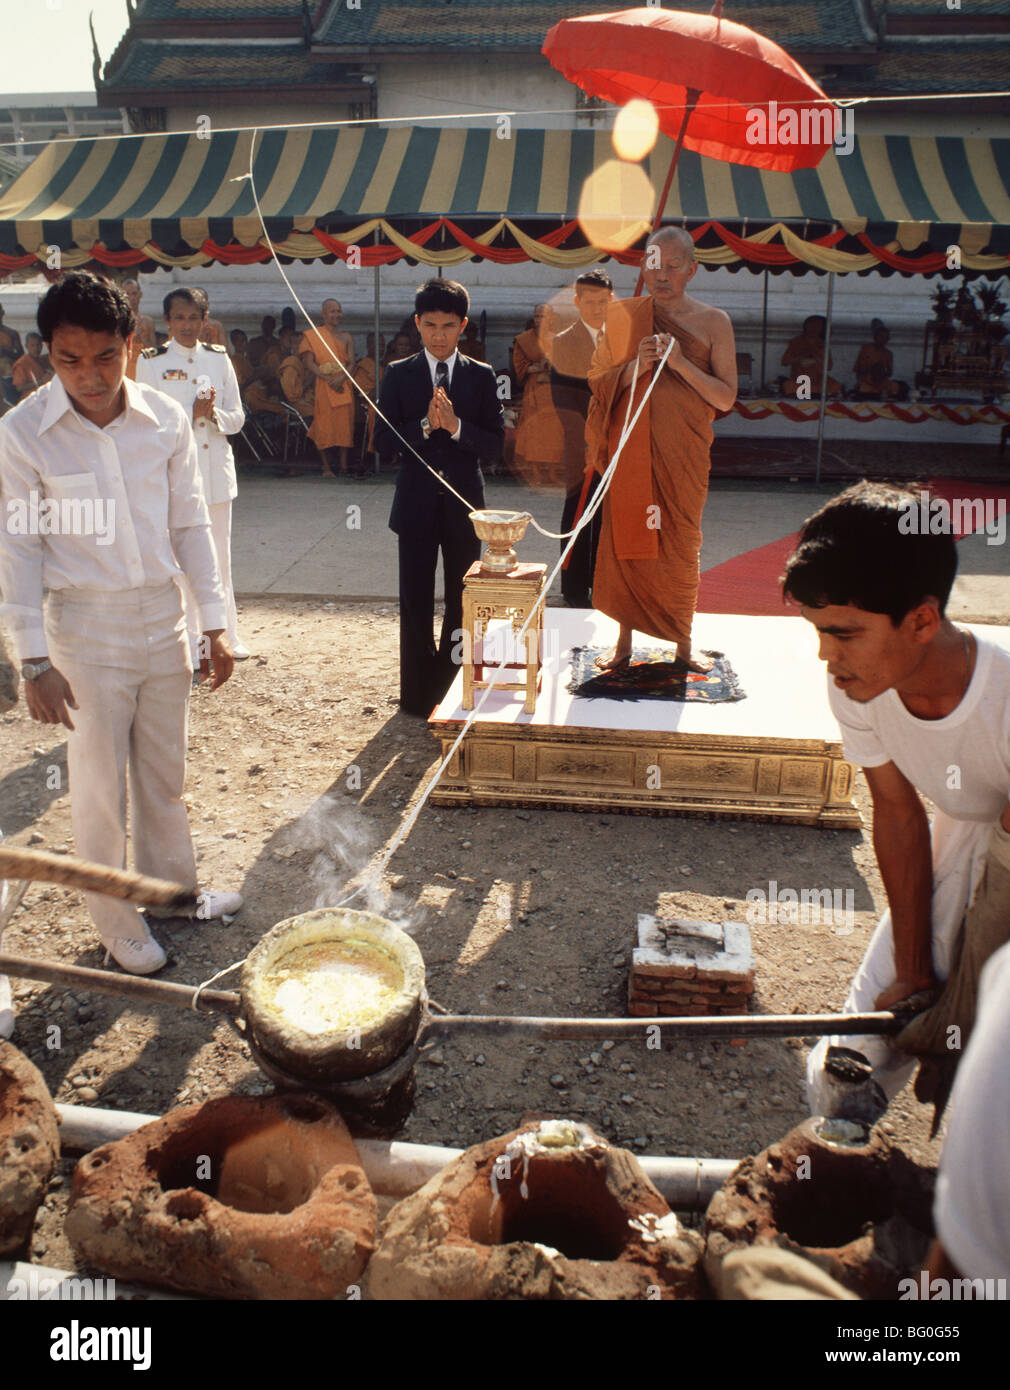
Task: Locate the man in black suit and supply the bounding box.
[549,270,613,607]
[375,279,504,716]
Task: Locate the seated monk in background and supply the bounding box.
[853,320,908,401]
[278,328,315,418]
[11,333,53,399]
[586,227,737,672]
[781,314,841,398]
[229,329,255,390]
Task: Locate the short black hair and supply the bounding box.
[37,271,135,344]
[261,315,276,331]
[415,278,469,320]
[782,481,959,625]
[575,270,613,293]
[163,288,206,318]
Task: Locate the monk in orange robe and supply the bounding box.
[11,334,53,398]
[299,299,355,476]
[586,228,738,671]
[512,304,565,486]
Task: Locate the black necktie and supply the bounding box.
[435,360,449,392]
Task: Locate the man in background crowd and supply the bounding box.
[550,270,613,606]
[137,288,249,660]
[193,287,226,347]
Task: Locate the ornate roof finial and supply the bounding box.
[89,9,103,86]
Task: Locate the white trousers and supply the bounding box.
[45,582,196,946]
[182,500,239,657]
[806,811,995,1113]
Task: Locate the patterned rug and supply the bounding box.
[568,647,746,703]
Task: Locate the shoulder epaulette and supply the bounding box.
[204,342,228,353]
[141,344,168,358]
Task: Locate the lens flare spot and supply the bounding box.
[578,161,655,253]
[613,99,659,162]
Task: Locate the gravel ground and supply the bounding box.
[1,597,946,1273]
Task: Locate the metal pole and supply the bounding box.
[53,1103,740,1207]
[0,953,901,1038]
[815,269,835,484]
[759,265,769,393]
[373,225,381,474]
[0,952,241,1015]
[419,1009,900,1042]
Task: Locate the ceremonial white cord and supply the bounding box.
[238,128,624,544]
[190,133,669,999]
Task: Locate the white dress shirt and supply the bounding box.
[0,374,226,662]
[422,348,461,441]
[136,339,245,504]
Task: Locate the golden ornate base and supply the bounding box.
[429,610,861,828]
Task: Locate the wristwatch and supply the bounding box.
[21,659,52,681]
[421,416,432,440]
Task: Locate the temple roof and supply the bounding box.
[311,0,877,54]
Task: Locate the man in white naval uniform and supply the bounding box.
[137,288,248,659]
[0,272,243,979]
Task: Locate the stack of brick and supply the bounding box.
[628,915,755,1017]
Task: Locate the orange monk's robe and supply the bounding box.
[124,315,156,382]
[279,354,315,417]
[586,296,718,651]
[299,326,353,448]
[11,354,52,399]
[512,328,565,486]
[353,355,380,450]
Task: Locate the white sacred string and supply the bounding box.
[191,165,672,1000]
[191,125,671,1008]
[235,126,631,539]
[1,86,1002,153]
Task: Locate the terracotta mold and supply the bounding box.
[369,1119,705,1300]
[65,1093,376,1299]
[704,1117,935,1300]
[0,1041,61,1256]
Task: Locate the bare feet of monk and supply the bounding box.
[676,648,716,674]
[596,624,634,671]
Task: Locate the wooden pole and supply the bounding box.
[0,951,241,1015]
[0,847,196,909]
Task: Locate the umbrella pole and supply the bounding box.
[760,266,769,392]
[815,269,836,484]
[634,87,701,296]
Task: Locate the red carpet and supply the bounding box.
[699,532,800,617]
[698,481,1009,618]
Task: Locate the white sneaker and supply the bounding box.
[232,643,251,660]
[195,888,244,919]
[105,926,167,976]
[0,974,14,1040]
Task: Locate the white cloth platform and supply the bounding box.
[434,610,842,741]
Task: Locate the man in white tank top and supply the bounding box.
[782,482,1010,1116]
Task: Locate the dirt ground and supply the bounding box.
[1,596,946,1272]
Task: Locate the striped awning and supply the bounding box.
[1,125,1008,270]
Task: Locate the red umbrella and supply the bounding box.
[543,3,836,174]
[544,3,837,282]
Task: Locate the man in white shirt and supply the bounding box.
[0,271,242,980]
[781,482,1010,1116]
[136,288,248,660]
[929,940,1010,1288]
